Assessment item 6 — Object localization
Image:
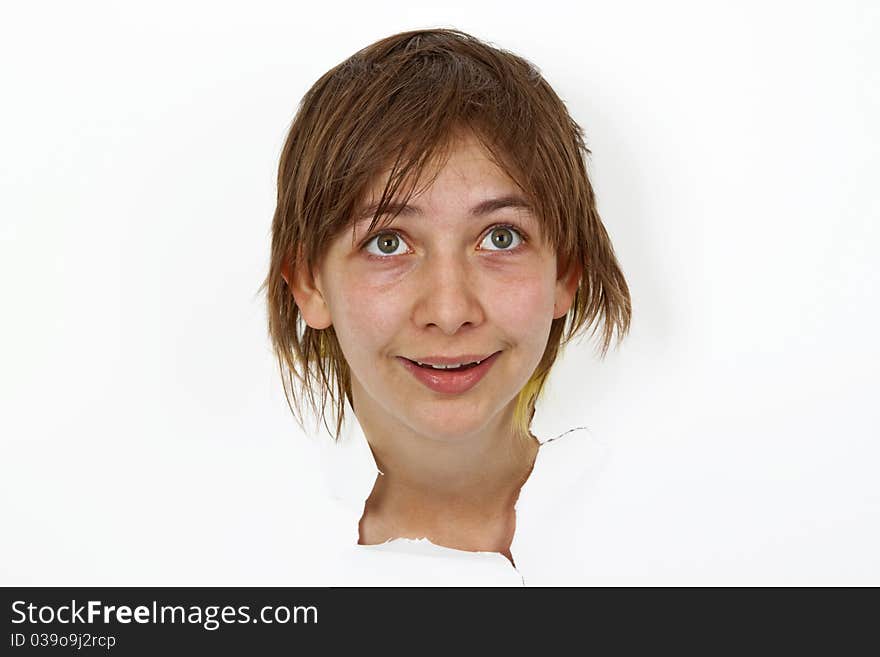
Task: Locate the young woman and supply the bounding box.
[262,28,631,585]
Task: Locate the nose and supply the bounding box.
[411,249,486,334]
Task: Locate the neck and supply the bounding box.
[352,392,540,526]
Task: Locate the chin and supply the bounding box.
[402,401,500,440]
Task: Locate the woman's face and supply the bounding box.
[295,131,579,441]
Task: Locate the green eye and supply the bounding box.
[364,232,407,258]
[481,225,523,251]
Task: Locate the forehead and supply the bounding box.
[354,132,528,222]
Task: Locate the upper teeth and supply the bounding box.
[416,359,482,369]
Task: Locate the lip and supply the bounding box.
[398,351,502,395]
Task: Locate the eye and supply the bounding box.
[479,224,526,252]
[363,231,410,258]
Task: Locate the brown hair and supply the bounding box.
[260,28,631,443]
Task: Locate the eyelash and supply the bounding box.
[360,223,529,261]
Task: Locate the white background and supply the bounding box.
[1,0,877,585]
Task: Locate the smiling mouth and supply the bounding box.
[396,351,502,395]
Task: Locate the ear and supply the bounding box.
[553,256,582,320]
[281,250,333,330]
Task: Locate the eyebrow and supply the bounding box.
[354,194,533,222]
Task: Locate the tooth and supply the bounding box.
[416,360,481,370]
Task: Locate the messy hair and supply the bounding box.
[260,28,631,443]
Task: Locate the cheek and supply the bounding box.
[488,273,555,342]
[332,275,407,353]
